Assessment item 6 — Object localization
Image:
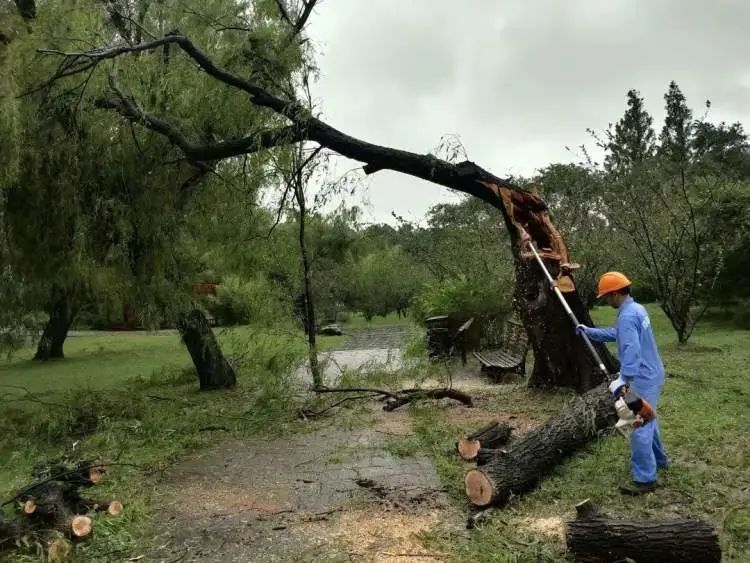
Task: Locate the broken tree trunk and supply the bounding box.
[565,499,721,563]
[178,308,236,390]
[464,383,616,506]
[456,421,512,461]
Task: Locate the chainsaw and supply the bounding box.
[527,242,655,437]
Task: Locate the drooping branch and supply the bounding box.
[94,79,305,161]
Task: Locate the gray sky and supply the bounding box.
[308,0,750,224]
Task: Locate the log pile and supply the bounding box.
[0,460,123,558]
[566,499,721,562]
[464,383,616,507]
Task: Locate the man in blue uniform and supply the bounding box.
[576,271,669,495]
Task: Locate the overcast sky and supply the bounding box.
[307,0,750,224]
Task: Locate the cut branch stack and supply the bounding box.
[0,460,123,557]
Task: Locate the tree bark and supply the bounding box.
[565,499,721,563]
[464,383,616,506]
[178,309,236,390]
[34,293,76,361]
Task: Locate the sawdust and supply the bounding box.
[336,507,444,562]
[171,483,285,516]
[524,515,565,546]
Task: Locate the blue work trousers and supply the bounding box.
[630,383,669,483]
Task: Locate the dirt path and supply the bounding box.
[150,408,461,562]
[150,326,536,562]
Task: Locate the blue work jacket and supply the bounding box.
[585,297,665,389]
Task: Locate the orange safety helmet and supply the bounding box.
[596,271,632,298]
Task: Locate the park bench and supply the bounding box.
[473,319,528,381]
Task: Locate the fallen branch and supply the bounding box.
[311,386,473,413]
[565,499,721,562]
[382,388,473,411]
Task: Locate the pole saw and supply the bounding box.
[526,242,655,435]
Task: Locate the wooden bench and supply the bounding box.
[473,319,529,380]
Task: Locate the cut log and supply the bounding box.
[106,500,123,516]
[456,421,511,461]
[465,383,615,506]
[23,499,36,514]
[565,499,721,563]
[70,515,92,537]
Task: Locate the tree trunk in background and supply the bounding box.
[178,309,236,390]
[293,159,322,389]
[34,294,76,361]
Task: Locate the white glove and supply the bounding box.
[608,375,627,397]
[614,397,637,438]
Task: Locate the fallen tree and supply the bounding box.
[565,499,721,563]
[37,26,619,392]
[464,383,616,507]
[456,421,512,461]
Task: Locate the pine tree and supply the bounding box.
[605,89,655,172]
[659,81,693,164]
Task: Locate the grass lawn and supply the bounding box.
[0,326,343,394]
[411,304,750,561]
[339,311,410,328]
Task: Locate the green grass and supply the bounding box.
[0,326,342,394]
[338,311,409,329]
[409,304,750,561]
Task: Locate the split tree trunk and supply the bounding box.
[178,309,236,390]
[566,499,721,563]
[515,257,618,391]
[464,383,616,507]
[34,293,76,361]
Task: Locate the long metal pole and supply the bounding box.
[527,242,609,377]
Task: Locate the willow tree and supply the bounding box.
[1,0,305,388]
[35,0,616,390]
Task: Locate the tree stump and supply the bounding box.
[456,421,512,461]
[565,499,721,562]
[464,383,616,506]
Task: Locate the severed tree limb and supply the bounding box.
[94,76,306,162]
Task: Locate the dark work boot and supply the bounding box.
[619,481,659,496]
